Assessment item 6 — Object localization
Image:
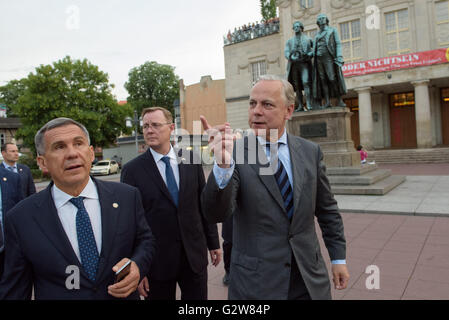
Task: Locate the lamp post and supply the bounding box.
[125,110,142,154]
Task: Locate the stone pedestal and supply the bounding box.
[287,107,360,168]
[287,107,405,195]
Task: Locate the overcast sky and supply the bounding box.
[0,0,263,101]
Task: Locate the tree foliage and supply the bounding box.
[0,79,26,117]
[260,0,277,21]
[3,56,132,154]
[124,61,179,117]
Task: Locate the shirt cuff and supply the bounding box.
[213,160,235,189]
[331,260,346,264]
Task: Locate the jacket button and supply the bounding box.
[285,263,291,268]
[93,287,97,292]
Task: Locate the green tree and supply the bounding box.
[7,56,132,154]
[0,79,26,117]
[124,61,179,117]
[260,0,277,21]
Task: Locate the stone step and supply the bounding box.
[331,175,406,195]
[329,169,392,186]
[370,148,449,164]
[327,163,378,176]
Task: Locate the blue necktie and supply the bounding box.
[267,144,294,220]
[69,197,99,282]
[161,156,179,206]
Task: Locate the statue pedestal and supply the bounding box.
[287,107,405,195]
[287,107,360,168]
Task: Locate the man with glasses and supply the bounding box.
[121,107,221,300]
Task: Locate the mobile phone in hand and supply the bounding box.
[115,259,132,283]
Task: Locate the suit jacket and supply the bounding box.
[0,167,24,252]
[201,134,346,300]
[121,148,219,281]
[1,162,36,198]
[0,178,155,300]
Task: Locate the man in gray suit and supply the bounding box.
[200,75,349,300]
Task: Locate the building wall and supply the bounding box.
[224,32,283,130]
[277,0,449,149]
[179,76,226,134]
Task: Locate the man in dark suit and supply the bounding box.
[121,107,221,300]
[201,75,349,300]
[1,143,36,198]
[0,166,24,278]
[0,117,155,299]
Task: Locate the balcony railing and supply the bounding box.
[224,18,280,45]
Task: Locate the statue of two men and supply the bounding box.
[285,13,347,110]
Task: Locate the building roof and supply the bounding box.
[0,117,22,129]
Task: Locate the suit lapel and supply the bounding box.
[287,135,305,222]
[0,174,8,219]
[32,184,83,272]
[93,179,120,282]
[175,149,187,208]
[245,137,286,213]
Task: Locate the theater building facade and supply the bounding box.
[224,0,449,150]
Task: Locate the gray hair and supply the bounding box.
[255,75,296,106]
[35,117,91,155]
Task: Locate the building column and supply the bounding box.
[355,87,374,150]
[412,80,432,148]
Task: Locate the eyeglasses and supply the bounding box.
[142,122,172,130]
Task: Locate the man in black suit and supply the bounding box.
[0,166,23,278]
[1,143,36,198]
[0,117,155,299]
[121,107,221,300]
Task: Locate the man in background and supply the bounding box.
[0,166,23,278]
[1,142,36,198]
[121,107,221,300]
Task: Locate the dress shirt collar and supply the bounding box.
[256,129,288,147]
[3,162,17,171]
[150,145,177,164]
[52,177,99,210]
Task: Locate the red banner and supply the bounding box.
[342,48,449,77]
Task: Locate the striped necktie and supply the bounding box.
[267,143,294,220]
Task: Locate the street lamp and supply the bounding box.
[125,110,142,154]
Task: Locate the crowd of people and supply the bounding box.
[224,17,280,45]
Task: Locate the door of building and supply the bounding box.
[389,93,417,148]
[345,98,360,149]
[441,88,449,146]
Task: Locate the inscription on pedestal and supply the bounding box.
[300,122,327,138]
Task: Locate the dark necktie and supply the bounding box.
[69,197,99,282]
[267,143,294,220]
[161,156,179,206]
[7,166,16,173]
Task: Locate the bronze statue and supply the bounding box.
[312,13,347,108]
[284,21,314,111]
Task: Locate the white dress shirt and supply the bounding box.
[52,177,102,262]
[150,146,180,189]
